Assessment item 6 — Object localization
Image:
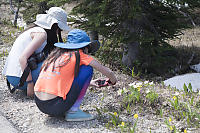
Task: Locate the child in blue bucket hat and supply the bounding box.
[34,29,117,121]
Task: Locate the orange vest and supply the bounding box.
[34,50,94,100]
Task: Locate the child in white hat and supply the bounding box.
[34,29,117,121]
[3,7,70,97]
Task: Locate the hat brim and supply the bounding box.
[54,40,100,53]
[54,42,91,49]
[34,14,70,31]
[58,22,71,31]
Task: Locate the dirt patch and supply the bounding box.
[168,27,200,47]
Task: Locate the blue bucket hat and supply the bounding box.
[54,29,100,53]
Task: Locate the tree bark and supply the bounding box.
[122,42,139,70]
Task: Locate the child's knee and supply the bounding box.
[80,65,93,75]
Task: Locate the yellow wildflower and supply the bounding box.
[134,114,138,119]
[184,129,187,133]
[170,126,173,131]
[137,87,141,92]
[173,96,177,100]
[169,117,172,122]
[121,122,125,127]
[114,112,117,116]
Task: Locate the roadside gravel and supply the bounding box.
[0,44,171,133]
[0,39,129,133]
[0,40,172,133]
[0,59,115,133]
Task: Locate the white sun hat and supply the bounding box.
[34,7,70,31]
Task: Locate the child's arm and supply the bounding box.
[89,60,117,85]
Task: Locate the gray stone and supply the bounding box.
[190,63,200,73]
[164,73,200,92]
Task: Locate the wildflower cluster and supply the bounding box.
[95,80,199,132]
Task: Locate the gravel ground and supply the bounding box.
[0,56,171,133]
[0,36,172,133]
[0,60,114,133]
[0,42,171,133]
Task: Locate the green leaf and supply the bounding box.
[132,67,135,77]
[94,106,102,117]
[187,104,192,114]
[160,109,163,118]
[188,83,193,93]
[164,119,170,127]
[190,96,194,105]
[183,83,188,94]
[182,111,186,117]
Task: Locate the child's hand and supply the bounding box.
[90,79,100,87]
[90,78,116,88]
[90,78,109,88]
[106,78,116,85]
[95,79,107,87]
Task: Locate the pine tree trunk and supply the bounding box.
[122,42,139,70]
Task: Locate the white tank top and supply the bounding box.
[2,27,47,77]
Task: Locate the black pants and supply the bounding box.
[34,65,93,116]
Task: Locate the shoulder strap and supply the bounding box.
[74,50,80,78]
[6,50,46,93]
[6,79,16,93]
[18,66,31,87]
[6,66,31,93]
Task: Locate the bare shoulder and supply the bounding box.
[89,59,105,70]
[31,32,47,40]
[89,59,100,66]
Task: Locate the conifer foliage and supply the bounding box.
[17,0,70,23]
[69,0,200,76]
[69,0,200,45]
[8,0,200,75]
[13,0,200,46]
